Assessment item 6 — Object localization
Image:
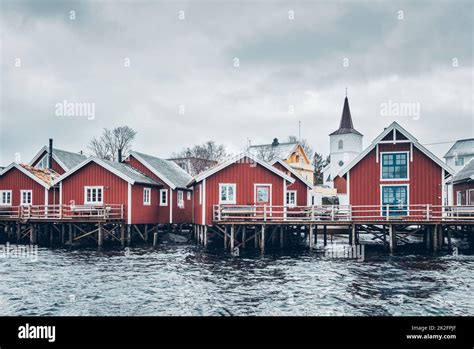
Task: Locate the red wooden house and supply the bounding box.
[124,151,193,224]
[0,163,60,213]
[187,152,294,225]
[271,158,313,207]
[451,159,474,205]
[334,122,454,219]
[29,139,87,175]
[52,157,162,224]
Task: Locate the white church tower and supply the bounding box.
[323,95,363,187]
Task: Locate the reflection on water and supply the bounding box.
[0,240,472,316]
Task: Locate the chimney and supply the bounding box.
[48,138,53,169]
[272,138,279,147]
[118,148,122,163]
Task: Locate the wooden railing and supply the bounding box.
[0,204,124,221]
[213,204,474,222]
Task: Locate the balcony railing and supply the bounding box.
[213,204,474,223]
[0,204,124,221]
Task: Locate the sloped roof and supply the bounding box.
[29,146,87,171]
[248,142,299,161]
[52,157,161,186]
[0,163,59,189]
[453,158,474,184]
[271,159,313,188]
[329,97,363,136]
[337,121,454,177]
[130,151,193,189]
[444,138,474,158]
[187,152,295,187]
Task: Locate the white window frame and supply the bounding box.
[467,189,474,205]
[379,184,410,216]
[187,191,191,200]
[177,190,184,209]
[0,190,12,206]
[286,190,297,207]
[219,183,236,204]
[84,186,103,205]
[36,154,49,169]
[338,139,343,150]
[454,156,464,167]
[160,189,168,206]
[20,190,33,206]
[456,191,462,206]
[380,151,410,181]
[254,183,272,205]
[143,187,151,206]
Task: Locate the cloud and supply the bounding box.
[0,0,472,165]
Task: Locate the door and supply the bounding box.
[468,190,474,205]
[255,184,271,218]
[382,185,408,217]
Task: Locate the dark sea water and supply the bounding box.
[0,240,473,316]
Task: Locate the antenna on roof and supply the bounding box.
[298,121,301,142]
[345,87,348,97]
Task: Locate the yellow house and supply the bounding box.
[248,138,314,183]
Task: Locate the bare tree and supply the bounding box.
[171,140,228,175]
[88,126,137,161]
[254,146,277,162]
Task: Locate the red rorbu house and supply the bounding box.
[333,122,454,220]
[187,152,295,226]
[271,158,313,207]
[0,163,60,217]
[124,151,193,224]
[451,159,474,206]
[52,157,162,224]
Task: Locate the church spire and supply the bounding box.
[329,95,363,136]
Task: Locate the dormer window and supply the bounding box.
[338,140,344,150]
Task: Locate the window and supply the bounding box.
[381,152,408,180]
[177,191,184,208]
[286,190,297,206]
[143,188,151,206]
[255,185,270,203]
[160,189,168,206]
[187,191,191,200]
[36,155,49,169]
[219,184,236,204]
[84,186,103,205]
[0,190,12,205]
[455,157,464,167]
[338,139,343,150]
[456,191,462,206]
[20,190,32,206]
[382,185,408,216]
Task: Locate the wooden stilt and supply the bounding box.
[153,232,158,248]
[144,225,149,243]
[127,225,132,246]
[68,223,73,245]
[98,223,103,249]
[426,226,431,250]
[61,224,65,245]
[351,225,357,246]
[279,226,284,248]
[389,225,395,253]
[230,225,235,251]
[224,226,228,249]
[254,227,258,248]
[49,225,53,247]
[433,225,438,252]
[446,228,452,250]
[242,226,246,248]
[17,222,21,242]
[309,225,314,249]
[30,224,36,245]
[260,225,265,253]
[314,225,318,247]
[204,226,208,247]
[323,225,327,247]
[120,224,125,247]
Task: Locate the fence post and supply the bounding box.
[331,205,335,221]
[426,204,430,221]
[263,205,267,222]
[349,205,352,221]
[218,205,222,221]
[311,205,315,221]
[386,204,390,221]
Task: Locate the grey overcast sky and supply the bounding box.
[0,0,472,165]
